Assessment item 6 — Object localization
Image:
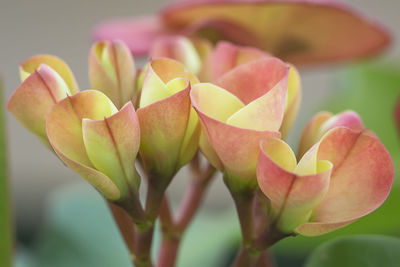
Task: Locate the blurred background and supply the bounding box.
[1,0,400,266]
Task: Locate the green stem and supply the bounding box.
[0,80,13,267]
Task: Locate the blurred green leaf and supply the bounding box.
[305,235,400,267]
[325,61,400,177]
[0,80,13,267]
[30,184,240,267]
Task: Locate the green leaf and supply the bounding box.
[0,79,13,267]
[324,61,400,178]
[305,235,400,267]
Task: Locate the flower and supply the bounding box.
[199,41,271,83]
[46,90,141,202]
[137,58,200,179]
[93,0,390,65]
[150,35,212,75]
[7,55,79,146]
[257,124,394,236]
[191,57,289,189]
[298,110,365,158]
[89,40,138,109]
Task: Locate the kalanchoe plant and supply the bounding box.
[8,0,397,262]
[7,38,395,267]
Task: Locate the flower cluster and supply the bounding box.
[8,38,394,266]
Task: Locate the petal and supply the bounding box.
[226,75,287,131]
[20,54,79,94]
[92,16,169,56]
[137,85,192,179]
[89,40,137,108]
[191,83,244,122]
[82,102,141,197]
[216,57,289,105]
[191,83,244,170]
[150,35,203,74]
[139,58,199,108]
[178,107,200,168]
[297,111,333,159]
[162,0,390,64]
[298,111,364,158]
[298,127,394,235]
[7,65,71,146]
[46,90,120,200]
[257,138,331,233]
[280,65,301,139]
[192,85,280,183]
[201,41,270,82]
[295,220,356,237]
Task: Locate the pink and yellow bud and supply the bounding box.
[89,40,137,109]
[19,54,79,93]
[191,57,288,187]
[257,138,332,233]
[150,35,212,75]
[137,58,200,179]
[257,127,394,236]
[46,90,141,201]
[298,110,364,158]
[200,41,270,82]
[200,42,301,137]
[7,60,78,146]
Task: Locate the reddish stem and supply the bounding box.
[157,235,180,267]
[107,202,135,258]
[133,225,155,267]
[157,163,216,267]
[175,165,215,230]
[232,246,260,267]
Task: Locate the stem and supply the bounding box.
[146,176,170,222]
[252,223,294,251]
[129,173,171,267]
[157,234,180,267]
[157,163,216,267]
[256,250,275,267]
[107,202,135,259]
[175,165,216,230]
[253,190,270,237]
[133,225,155,267]
[159,197,173,228]
[0,79,12,267]
[232,189,256,245]
[232,246,260,267]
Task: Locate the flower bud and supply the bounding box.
[46,90,141,201]
[298,110,364,158]
[89,40,137,108]
[258,127,393,235]
[137,58,200,180]
[150,35,211,75]
[8,61,78,146]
